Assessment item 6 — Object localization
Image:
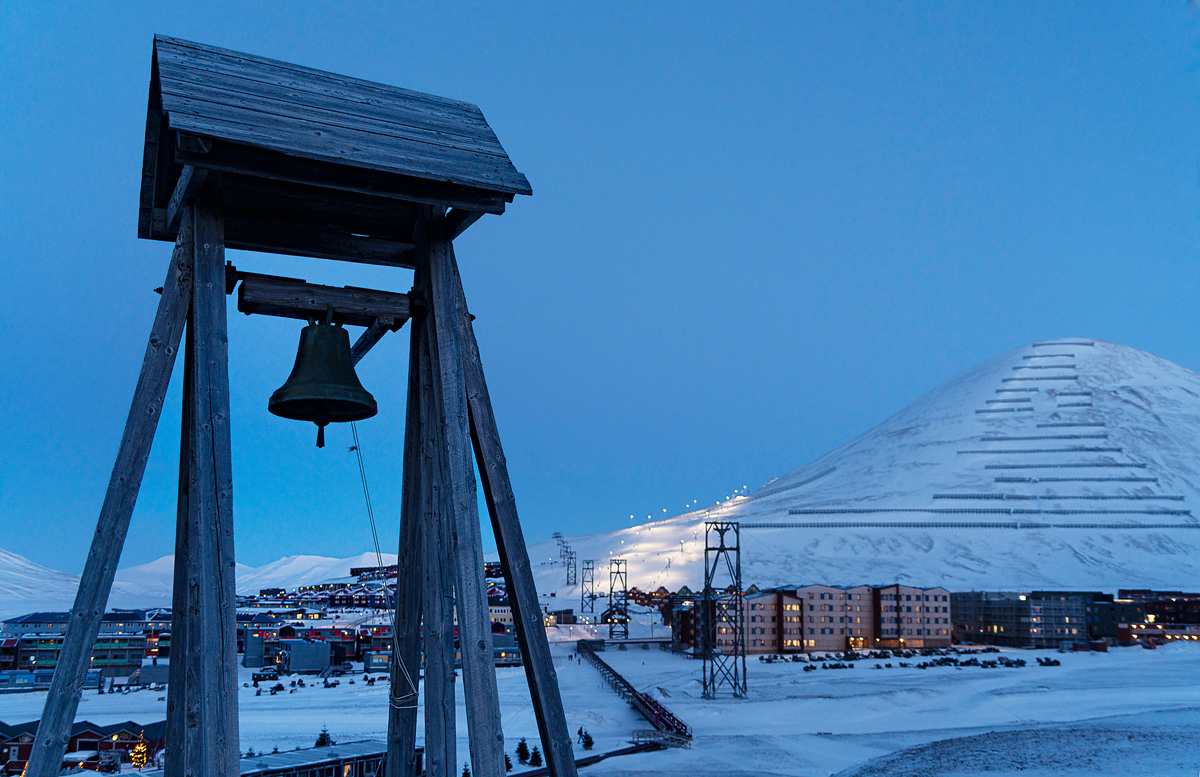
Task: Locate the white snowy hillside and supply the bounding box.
[0,549,400,620]
[111,551,399,597]
[0,547,167,621]
[527,338,1200,598]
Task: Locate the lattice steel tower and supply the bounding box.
[580,560,596,620]
[702,521,746,698]
[608,558,628,640]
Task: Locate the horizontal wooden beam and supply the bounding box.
[225,217,416,267]
[232,269,413,329]
[176,138,511,215]
[151,210,418,268]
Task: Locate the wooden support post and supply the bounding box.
[445,243,580,777]
[26,221,194,777]
[385,298,425,777]
[184,183,240,775]
[166,313,194,777]
[424,212,506,777]
[418,314,457,777]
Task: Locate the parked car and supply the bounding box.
[252,667,279,682]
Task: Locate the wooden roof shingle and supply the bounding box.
[139,36,531,257]
[151,35,530,196]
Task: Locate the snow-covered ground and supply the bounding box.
[587,642,1200,776]
[3,640,1199,776]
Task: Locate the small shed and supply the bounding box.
[277,639,330,674]
[139,35,531,265]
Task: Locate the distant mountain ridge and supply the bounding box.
[0,547,167,621]
[0,547,399,621]
[5,338,1200,618]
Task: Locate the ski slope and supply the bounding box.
[530,338,1200,599]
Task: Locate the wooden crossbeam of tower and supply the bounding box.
[30,35,578,777]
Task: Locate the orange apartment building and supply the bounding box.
[872,584,952,649]
[797,584,876,651]
[717,583,952,655]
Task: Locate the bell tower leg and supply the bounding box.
[445,243,580,777]
[166,307,195,777]
[413,224,459,777]
[182,184,240,775]
[424,210,506,777]
[386,270,426,777]
[26,219,194,777]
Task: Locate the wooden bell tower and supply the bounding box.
[27,36,578,777]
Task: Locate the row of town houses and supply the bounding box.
[666,586,1200,654]
[3,587,1198,690]
[668,583,954,654]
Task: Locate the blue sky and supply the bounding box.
[1,3,1197,571]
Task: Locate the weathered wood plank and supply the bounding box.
[173,141,509,217]
[184,182,239,776]
[350,317,395,366]
[424,212,505,777]
[139,90,165,240]
[157,75,513,161]
[165,104,528,197]
[221,174,419,242]
[385,294,425,777]
[225,216,416,267]
[417,274,457,777]
[154,38,501,138]
[443,209,485,240]
[166,165,208,232]
[165,310,194,777]
[236,271,412,328]
[448,240,580,777]
[26,221,193,777]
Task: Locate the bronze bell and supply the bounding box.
[269,314,377,447]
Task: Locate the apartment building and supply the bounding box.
[872,584,952,649]
[744,589,804,652]
[796,584,876,651]
[688,583,953,655]
[952,591,1085,648]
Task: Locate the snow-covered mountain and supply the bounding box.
[111,551,399,597]
[0,549,398,619]
[529,338,1200,598]
[6,337,1200,618]
[0,547,168,621]
[218,551,397,594]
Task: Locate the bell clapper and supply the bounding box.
[313,405,332,448]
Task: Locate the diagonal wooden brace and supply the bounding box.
[424,210,506,777]
[445,243,581,777]
[26,219,194,777]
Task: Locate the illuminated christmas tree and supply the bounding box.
[130,734,149,768]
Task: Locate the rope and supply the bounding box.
[349,421,418,709]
